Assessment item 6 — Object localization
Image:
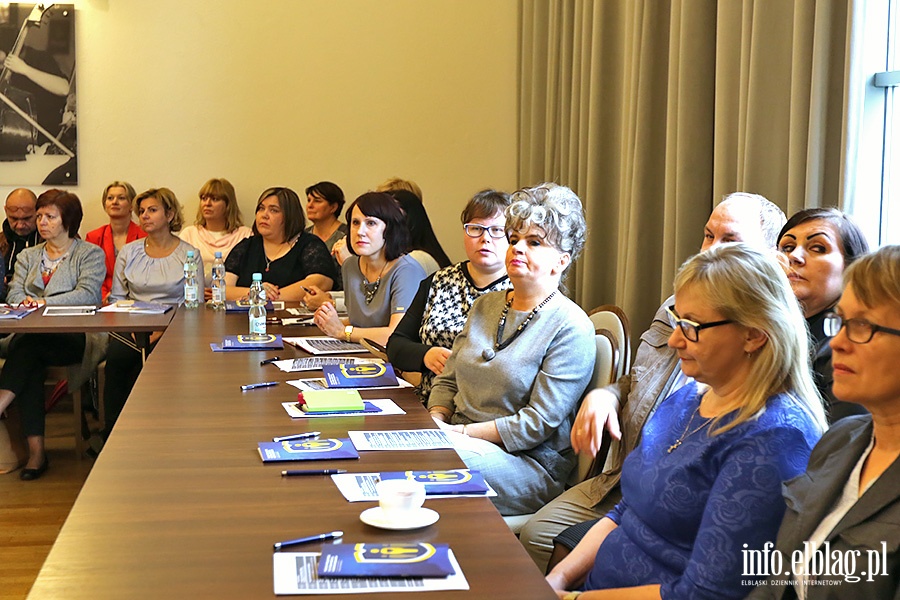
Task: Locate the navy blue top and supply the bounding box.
[584,381,822,599]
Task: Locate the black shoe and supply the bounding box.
[20,456,49,481]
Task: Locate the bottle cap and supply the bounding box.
[187,250,195,258]
[252,273,263,281]
[215,251,223,258]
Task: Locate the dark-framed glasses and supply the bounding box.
[823,312,900,344]
[463,223,506,239]
[666,305,734,342]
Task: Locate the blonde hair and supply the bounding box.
[101,181,136,208]
[375,177,423,201]
[674,243,826,435]
[195,178,244,232]
[843,245,900,309]
[134,188,185,233]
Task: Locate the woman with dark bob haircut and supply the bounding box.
[312,192,427,346]
[389,189,451,274]
[305,181,348,291]
[224,187,337,303]
[0,190,106,479]
[777,207,870,422]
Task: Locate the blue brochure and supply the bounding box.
[322,362,399,388]
[318,543,454,578]
[257,438,359,462]
[378,469,489,495]
[225,299,274,313]
[211,334,284,351]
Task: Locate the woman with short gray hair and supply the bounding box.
[428,183,595,516]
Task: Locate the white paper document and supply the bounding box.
[330,472,497,502]
[348,429,454,451]
[286,337,369,355]
[43,305,96,316]
[287,377,412,392]
[273,551,469,595]
[281,399,406,419]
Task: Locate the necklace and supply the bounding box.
[264,240,290,272]
[482,290,557,361]
[361,258,388,304]
[667,404,713,453]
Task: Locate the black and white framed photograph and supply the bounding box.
[0,3,76,185]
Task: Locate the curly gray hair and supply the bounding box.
[506,183,587,264]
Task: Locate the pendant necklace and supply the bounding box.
[482,290,557,361]
[667,403,713,453]
[361,258,388,304]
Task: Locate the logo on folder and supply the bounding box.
[281,439,344,453]
[338,363,387,379]
[405,469,472,485]
[236,334,277,344]
[353,543,436,564]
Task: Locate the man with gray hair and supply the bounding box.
[1,188,40,300]
[520,192,786,572]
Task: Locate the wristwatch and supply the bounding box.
[344,325,353,343]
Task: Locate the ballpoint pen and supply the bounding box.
[274,530,343,551]
[240,381,278,391]
[260,356,281,366]
[281,469,347,477]
[272,431,321,443]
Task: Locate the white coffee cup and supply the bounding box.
[331,291,346,313]
[376,479,426,522]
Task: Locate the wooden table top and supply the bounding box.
[26,307,555,599]
[0,307,175,333]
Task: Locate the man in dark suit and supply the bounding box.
[1,188,40,301]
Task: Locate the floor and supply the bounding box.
[0,397,96,600]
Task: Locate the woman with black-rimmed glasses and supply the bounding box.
[750,245,900,599]
[548,243,826,599]
[387,190,513,400]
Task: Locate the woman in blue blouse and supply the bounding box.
[547,243,827,600]
[103,188,201,437]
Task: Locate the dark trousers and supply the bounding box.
[0,333,86,437]
[103,333,156,435]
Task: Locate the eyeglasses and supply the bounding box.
[666,305,734,342]
[464,223,505,239]
[823,312,900,344]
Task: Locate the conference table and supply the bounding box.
[24,306,557,599]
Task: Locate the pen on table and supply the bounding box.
[274,530,343,551]
[300,285,313,294]
[272,431,321,442]
[240,381,278,391]
[260,356,281,366]
[281,469,347,477]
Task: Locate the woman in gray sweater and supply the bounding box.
[0,190,105,480]
[428,183,595,515]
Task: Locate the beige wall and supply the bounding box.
[1,0,519,262]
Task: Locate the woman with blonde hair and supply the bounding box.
[85,181,146,302]
[179,178,251,283]
[547,243,826,599]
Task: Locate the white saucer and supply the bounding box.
[359,506,439,530]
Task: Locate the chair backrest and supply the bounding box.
[588,304,631,379]
[569,328,619,486]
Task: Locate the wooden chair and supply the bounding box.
[587,304,631,379]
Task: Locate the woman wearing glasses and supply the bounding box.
[85,181,146,302]
[387,190,512,400]
[778,208,869,422]
[427,184,595,516]
[0,190,105,479]
[750,244,900,599]
[179,178,251,284]
[547,243,826,599]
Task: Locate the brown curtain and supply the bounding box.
[519,0,853,341]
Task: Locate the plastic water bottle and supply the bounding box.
[209,251,226,310]
[183,250,199,308]
[248,273,267,339]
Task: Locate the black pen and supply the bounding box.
[260,356,281,366]
[273,431,321,443]
[274,530,343,551]
[281,469,347,477]
[240,381,278,391]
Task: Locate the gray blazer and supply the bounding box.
[6,239,105,306]
[749,415,900,599]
